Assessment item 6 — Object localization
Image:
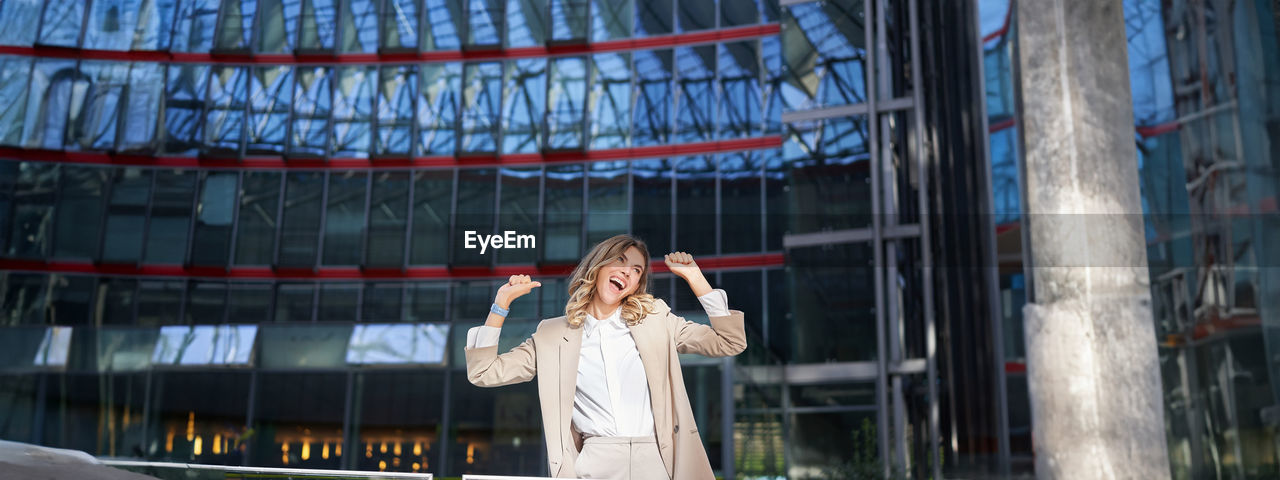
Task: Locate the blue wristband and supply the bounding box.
[490,303,510,317]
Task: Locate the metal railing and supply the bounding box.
[102,460,433,480]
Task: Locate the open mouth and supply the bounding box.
[608,276,626,293]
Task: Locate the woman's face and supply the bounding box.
[594,246,646,307]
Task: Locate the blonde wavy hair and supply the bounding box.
[564,234,658,328]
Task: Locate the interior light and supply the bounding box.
[193,436,202,456]
[186,412,195,441]
[301,442,311,461]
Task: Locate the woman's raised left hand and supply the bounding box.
[664,251,702,280]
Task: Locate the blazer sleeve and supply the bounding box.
[465,336,537,387]
[669,308,748,357]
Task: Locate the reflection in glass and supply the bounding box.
[721,0,758,26]
[290,67,331,156]
[214,0,256,51]
[170,0,220,52]
[331,66,375,156]
[346,323,448,364]
[406,283,448,322]
[298,0,339,51]
[279,172,324,266]
[234,171,282,265]
[317,283,359,322]
[258,325,352,367]
[152,325,258,365]
[149,372,251,465]
[255,0,300,53]
[376,66,416,155]
[248,66,293,154]
[253,373,346,469]
[410,170,453,265]
[784,118,872,233]
[340,0,379,53]
[54,166,108,260]
[449,372,541,476]
[190,172,237,266]
[550,0,588,42]
[362,283,403,321]
[38,0,85,47]
[322,171,368,265]
[367,172,410,267]
[587,161,628,245]
[502,59,546,154]
[423,0,464,50]
[591,0,631,41]
[544,164,583,262]
[164,65,210,154]
[676,0,711,32]
[354,371,445,473]
[419,64,461,155]
[1,273,47,325]
[720,41,762,138]
[506,0,547,47]
[676,45,716,142]
[547,57,587,150]
[0,0,42,46]
[467,0,504,47]
[633,49,672,146]
[22,59,78,150]
[782,0,867,110]
[789,243,876,362]
[381,0,420,50]
[97,278,139,325]
[49,275,94,325]
[144,170,197,264]
[8,163,58,259]
[186,281,227,324]
[70,62,129,151]
[121,63,164,151]
[461,62,502,153]
[102,168,152,263]
[0,57,32,145]
[227,282,273,323]
[273,283,315,322]
[589,53,631,149]
[634,0,671,35]
[138,280,184,326]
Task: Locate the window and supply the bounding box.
[214,0,256,51]
[290,67,332,157]
[53,166,109,260]
[321,171,368,266]
[247,66,293,154]
[460,62,502,153]
[630,159,672,254]
[85,0,145,50]
[719,152,762,253]
[278,172,324,266]
[380,0,420,50]
[497,166,541,265]
[675,45,716,142]
[331,66,375,157]
[366,172,411,267]
[675,156,716,254]
[590,0,631,41]
[418,64,461,155]
[0,0,43,46]
[206,66,248,154]
[376,66,416,155]
[451,168,496,266]
[635,0,672,36]
[120,63,164,151]
[170,0,220,52]
[782,0,868,109]
[190,172,237,266]
[0,57,32,146]
[542,164,583,262]
[38,1,86,47]
[22,59,79,150]
[255,0,301,53]
[586,161,628,245]
[163,65,210,154]
[422,0,464,50]
[502,59,546,154]
[101,168,152,263]
[409,170,453,265]
[144,170,198,264]
[550,0,588,42]
[547,57,586,150]
[298,0,339,51]
[719,41,762,138]
[467,0,504,47]
[506,0,547,47]
[589,53,631,149]
[340,0,379,53]
[632,49,672,146]
[233,171,282,265]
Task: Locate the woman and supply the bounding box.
[464,234,746,479]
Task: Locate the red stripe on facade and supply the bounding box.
[0,137,783,170]
[0,24,780,65]
[1136,121,1180,138]
[988,117,1016,134]
[0,253,786,280]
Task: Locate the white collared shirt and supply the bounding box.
[466,289,731,437]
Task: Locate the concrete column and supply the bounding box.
[1015,1,1171,479]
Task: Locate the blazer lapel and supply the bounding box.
[558,322,583,453]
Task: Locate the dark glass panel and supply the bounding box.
[321,171,368,265]
[543,164,583,262]
[0,375,38,443]
[290,66,332,157]
[784,118,872,233]
[721,270,765,364]
[150,371,252,465]
[450,280,495,324]
[362,282,403,321]
[144,169,198,264]
[721,0,758,26]
[789,243,875,362]
[247,66,293,154]
[331,66,375,157]
[253,373,346,468]
[405,283,448,322]
[101,168,152,264]
[589,53,631,149]
[205,66,248,154]
[675,45,716,142]
[676,0,712,32]
[502,59,546,154]
[546,57,586,150]
[317,283,359,322]
[354,371,445,473]
[298,0,339,51]
[635,0,672,35]
[763,148,785,250]
[376,66,415,155]
[53,166,109,260]
[467,0,504,47]
[340,0,379,53]
[447,371,541,477]
[789,410,878,477]
[163,64,210,155]
[590,0,631,41]
[586,161,628,246]
[422,0,464,50]
[782,0,868,109]
[452,168,496,266]
[632,49,672,146]
[234,171,283,265]
[96,278,138,325]
[279,172,324,266]
[49,274,95,325]
[497,166,541,265]
[0,57,32,146]
[39,374,101,453]
[186,281,227,324]
[680,364,724,471]
[409,169,453,265]
[720,152,762,253]
[630,159,673,255]
[190,172,238,266]
[461,62,502,153]
[367,171,411,267]
[380,0,420,50]
[214,0,256,51]
[273,283,315,322]
[675,156,715,254]
[418,64,461,155]
[506,0,547,47]
[38,0,86,47]
[137,280,184,326]
[22,59,78,150]
[1,273,47,325]
[720,41,762,138]
[227,282,273,323]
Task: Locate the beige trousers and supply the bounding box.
[573,435,669,480]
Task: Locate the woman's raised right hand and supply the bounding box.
[495,275,541,309]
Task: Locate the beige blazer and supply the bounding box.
[464,299,746,479]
